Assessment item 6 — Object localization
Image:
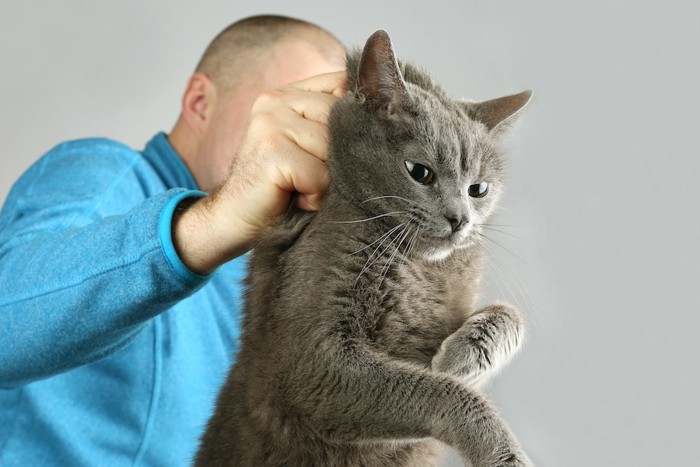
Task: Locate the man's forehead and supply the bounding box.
[262,41,344,86]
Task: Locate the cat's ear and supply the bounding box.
[356,30,407,114]
[466,90,533,134]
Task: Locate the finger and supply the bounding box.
[254,86,341,124]
[282,87,340,123]
[295,192,325,211]
[286,71,347,98]
[272,145,331,208]
[278,108,331,161]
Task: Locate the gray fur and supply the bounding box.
[195,30,533,467]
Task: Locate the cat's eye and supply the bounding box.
[404,161,434,185]
[468,182,489,198]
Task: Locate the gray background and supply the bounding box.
[1,1,698,466]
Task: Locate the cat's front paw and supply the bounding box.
[432,302,525,385]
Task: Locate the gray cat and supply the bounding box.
[196,30,533,467]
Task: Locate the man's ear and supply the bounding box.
[181,72,217,138]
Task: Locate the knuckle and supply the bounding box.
[248,110,279,134]
[252,89,287,112]
[264,131,289,152]
[250,134,289,166]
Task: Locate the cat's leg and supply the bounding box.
[293,344,532,467]
[431,302,524,386]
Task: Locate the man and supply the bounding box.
[0,15,346,465]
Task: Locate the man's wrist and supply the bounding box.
[171,193,255,275]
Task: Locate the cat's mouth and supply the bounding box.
[451,226,472,245]
[421,246,454,263]
[418,228,474,262]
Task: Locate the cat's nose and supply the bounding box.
[447,215,468,233]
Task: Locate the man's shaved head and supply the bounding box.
[195,15,346,92]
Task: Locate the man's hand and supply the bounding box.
[173,71,347,274]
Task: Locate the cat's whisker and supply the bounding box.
[364,224,406,262]
[476,225,532,246]
[475,237,520,307]
[343,223,406,259]
[410,227,420,254]
[354,222,408,283]
[476,223,524,228]
[473,231,533,270]
[380,224,412,283]
[332,211,408,224]
[472,235,539,330]
[473,233,538,326]
[492,250,537,330]
[361,195,420,207]
[399,225,420,268]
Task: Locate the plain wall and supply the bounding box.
[2,1,698,466]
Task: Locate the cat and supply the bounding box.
[195,30,533,467]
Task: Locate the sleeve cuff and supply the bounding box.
[158,190,214,285]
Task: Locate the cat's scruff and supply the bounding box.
[196,30,533,467]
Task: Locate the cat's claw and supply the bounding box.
[466,449,533,467]
[501,451,534,467]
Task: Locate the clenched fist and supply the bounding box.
[173,71,347,274]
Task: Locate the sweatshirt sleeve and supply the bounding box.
[0,143,212,388]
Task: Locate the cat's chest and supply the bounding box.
[359,250,481,367]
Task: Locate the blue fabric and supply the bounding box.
[158,190,212,285]
[0,133,246,466]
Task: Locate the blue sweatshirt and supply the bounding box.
[0,133,246,466]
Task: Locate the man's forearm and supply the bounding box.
[0,190,208,388]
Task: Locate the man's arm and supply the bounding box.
[0,71,346,388]
[0,143,209,388]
